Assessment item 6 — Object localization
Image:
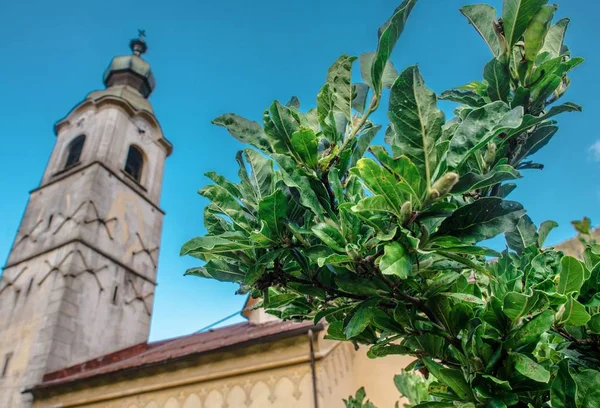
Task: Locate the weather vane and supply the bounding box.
[138,29,146,42]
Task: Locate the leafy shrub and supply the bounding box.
[182,0,599,406]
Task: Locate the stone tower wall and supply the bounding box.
[0,96,169,407]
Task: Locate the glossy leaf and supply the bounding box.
[502,0,549,49]
[369,146,425,201]
[379,242,412,278]
[258,190,289,239]
[351,125,381,167]
[272,153,324,218]
[551,359,577,408]
[524,5,556,63]
[503,291,548,321]
[422,357,475,401]
[460,4,501,56]
[538,220,558,247]
[447,102,523,169]
[558,296,590,326]
[352,158,405,215]
[510,352,551,383]
[327,54,357,120]
[291,128,318,168]
[451,163,521,194]
[574,370,600,408]
[371,0,418,94]
[540,18,570,58]
[436,198,525,243]
[360,52,399,91]
[558,256,585,295]
[185,260,244,283]
[389,66,445,188]
[344,303,374,339]
[484,58,510,102]
[212,113,273,153]
[199,185,254,233]
[312,222,346,253]
[352,83,370,114]
[506,214,538,254]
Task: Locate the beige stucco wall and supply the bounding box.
[32,331,413,408]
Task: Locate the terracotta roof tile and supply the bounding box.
[35,320,318,390]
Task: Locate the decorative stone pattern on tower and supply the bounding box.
[0,34,172,407]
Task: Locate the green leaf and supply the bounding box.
[360,52,398,91]
[442,292,486,305]
[389,66,445,188]
[272,153,324,218]
[558,256,586,295]
[422,357,475,401]
[369,146,425,201]
[540,18,570,58]
[204,205,232,235]
[538,220,558,247]
[344,303,374,339]
[589,314,600,334]
[447,101,523,169]
[199,185,254,233]
[258,190,289,239]
[291,128,318,168]
[317,84,339,143]
[212,113,273,153]
[509,352,551,383]
[504,309,553,351]
[371,0,418,94]
[266,293,298,309]
[317,253,353,267]
[513,124,558,164]
[238,149,274,202]
[312,222,346,253]
[506,102,582,139]
[379,242,412,278]
[352,83,369,114]
[352,158,405,215]
[558,296,591,326]
[266,100,301,154]
[484,58,510,102]
[524,5,556,63]
[185,260,244,283]
[506,214,539,254]
[327,54,357,120]
[412,404,454,408]
[435,198,525,243]
[351,125,381,167]
[451,163,521,194]
[502,291,548,321]
[502,0,549,49]
[551,359,577,408]
[439,89,487,107]
[574,370,600,408]
[352,195,395,215]
[460,4,501,57]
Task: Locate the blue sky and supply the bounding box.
[1,0,598,341]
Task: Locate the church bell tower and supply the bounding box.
[0,33,172,407]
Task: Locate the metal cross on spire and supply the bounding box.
[130,29,148,56]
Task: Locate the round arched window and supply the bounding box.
[64,135,86,168]
[124,145,144,182]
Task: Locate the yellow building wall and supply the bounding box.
[33,331,413,408]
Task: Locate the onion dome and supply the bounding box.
[103,30,156,98]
